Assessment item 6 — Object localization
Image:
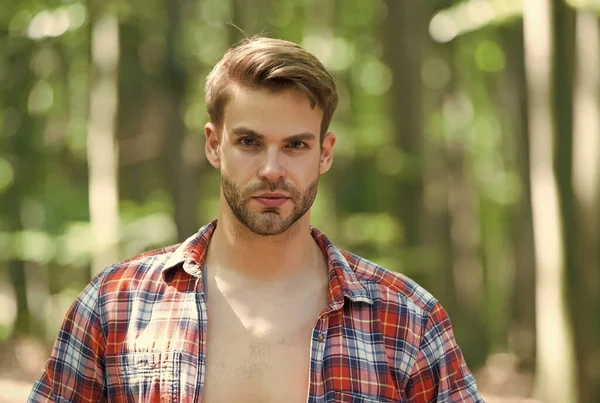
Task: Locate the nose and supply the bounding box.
[258,146,286,183]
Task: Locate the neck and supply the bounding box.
[207,209,322,282]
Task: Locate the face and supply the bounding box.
[205,85,335,236]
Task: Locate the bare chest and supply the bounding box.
[203,324,313,403]
[202,280,327,403]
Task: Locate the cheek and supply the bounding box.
[289,158,320,181]
[221,149,256,174]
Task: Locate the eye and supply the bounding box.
[238,136,258,147]
[288,140,307,149]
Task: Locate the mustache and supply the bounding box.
[244,180,293,194]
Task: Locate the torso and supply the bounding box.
[202,264,329,403]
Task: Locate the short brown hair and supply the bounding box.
[205,36,339,138]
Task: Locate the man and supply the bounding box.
[29,36,484,402]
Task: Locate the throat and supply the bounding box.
[207,227,329,285]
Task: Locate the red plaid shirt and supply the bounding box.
[29,220,483,402]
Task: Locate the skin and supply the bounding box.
[202,84,336,402]
[204,83,336,282]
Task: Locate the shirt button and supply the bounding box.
[317,333,324,342]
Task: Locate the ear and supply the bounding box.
[319,132,336,174]
[205,122,221,169]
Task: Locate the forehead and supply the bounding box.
[222,85,322,137]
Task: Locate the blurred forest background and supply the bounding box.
[0,0,599,402]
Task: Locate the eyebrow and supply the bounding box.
[231,126,317,143]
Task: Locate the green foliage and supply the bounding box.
[1,2,599,398]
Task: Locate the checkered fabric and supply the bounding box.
[28,220,484,402]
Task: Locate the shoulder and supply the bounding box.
[341,249,439,319]
[338,250,460,376]
[93,243,182,295]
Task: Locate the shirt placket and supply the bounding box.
[306,311,330,403]
[194,273,208,403]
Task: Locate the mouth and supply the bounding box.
[253,193,290,208]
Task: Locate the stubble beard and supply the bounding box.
[221,174,319,236]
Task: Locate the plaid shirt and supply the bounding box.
[29,220,484,402]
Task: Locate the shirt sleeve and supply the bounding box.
[405,302,485,403]
[28,274,107,402]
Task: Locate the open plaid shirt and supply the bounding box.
[29,220,484,402]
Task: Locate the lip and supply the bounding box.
[255,192,288,198]
[253,193,289,207]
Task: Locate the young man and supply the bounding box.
[29,37,484,402]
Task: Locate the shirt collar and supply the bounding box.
[162,220,373,306]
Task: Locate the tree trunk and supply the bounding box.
[501,20,537,374]
[382,0,425,249]
[87,11,120,276]
[440,36,488,368]
[2,42,45,337]
[571,8,600,402]
[164,0,199,240]
[522,0,578,401]
[444,94,487,368]
[419,38,457,329]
